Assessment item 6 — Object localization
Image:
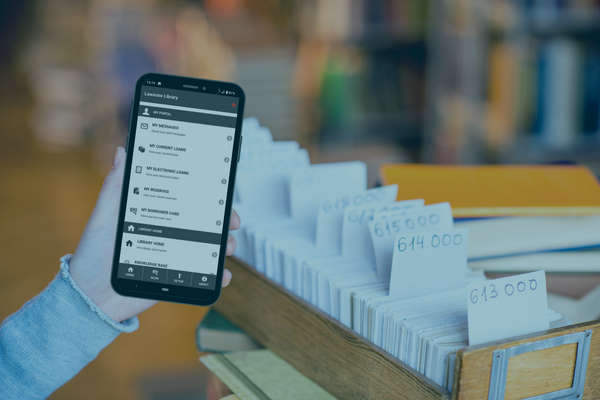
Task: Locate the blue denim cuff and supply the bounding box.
[59,254,139,333]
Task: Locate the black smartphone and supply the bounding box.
[111,73,244,306]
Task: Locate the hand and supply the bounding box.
[70,147,240,322]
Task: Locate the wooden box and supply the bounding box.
[215,258,600,399]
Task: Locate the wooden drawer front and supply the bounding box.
[455,325,599,399]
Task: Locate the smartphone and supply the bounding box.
[111,73,244,306]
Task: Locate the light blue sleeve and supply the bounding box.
[0,255,139,399]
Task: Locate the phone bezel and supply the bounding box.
[110,72,244,306]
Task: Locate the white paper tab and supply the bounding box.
[389,228,468,299]
[369,203,454,281]
[372,199,425,220]
[467,271,549,346]
[316,185,398,252]
[236,163,308,219]
[342,199,424,261]
[289,162,367,223]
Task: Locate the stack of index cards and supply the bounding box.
[231,118,571,390]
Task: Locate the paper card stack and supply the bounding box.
[230,119,570,389]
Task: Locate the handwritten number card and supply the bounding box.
[467,270,549,346]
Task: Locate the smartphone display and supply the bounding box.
[111,73,244,305]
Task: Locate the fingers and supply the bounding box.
[226,234,236,256]
[97,147,126,202]
[113,146,126,169]
[107,146,126,184]
[229,209,240,230]
[221,268,232,287]
[85,147,126,229]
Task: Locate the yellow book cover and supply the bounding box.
[380,164,600,217]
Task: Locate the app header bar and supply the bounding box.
[141,85,239,114]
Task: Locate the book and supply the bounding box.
[547,286,600,324]
[458,215,600,259]
[581,46,600,135]
[486,42,518,149]
[540,39,581,147]
[469,248,600,273]
[200,350,335,400]
[196,309,261,353]
[379,164,600,217]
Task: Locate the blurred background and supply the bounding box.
[1,0,600,399]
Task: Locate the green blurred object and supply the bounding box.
[196,309,261,353]
[319,56,355,133]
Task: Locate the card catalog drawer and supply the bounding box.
[216,257,600,400]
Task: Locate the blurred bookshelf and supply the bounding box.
[424,0,600,171]
[292,0,430,159]
[13,0,600,171]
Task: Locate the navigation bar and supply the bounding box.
[117,263,217,290]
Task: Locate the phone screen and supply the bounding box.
[112,73,243,305]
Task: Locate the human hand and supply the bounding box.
[70,147,240,322]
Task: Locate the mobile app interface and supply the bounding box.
[117,85,239,290]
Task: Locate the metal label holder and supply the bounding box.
[488,330,592,400]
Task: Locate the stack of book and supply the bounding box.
[380,164,600,323]
[380,164,600,266]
